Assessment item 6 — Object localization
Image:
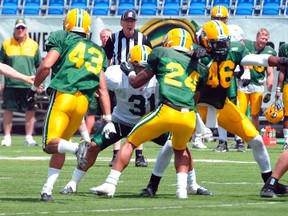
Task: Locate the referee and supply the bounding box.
[104,9,152,167]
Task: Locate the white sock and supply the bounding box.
[218,126,227,141]
[25,135,33,141]
[283,129,288,143]
[176,172,188,190]
[152,140,173,176]
[57,139,79,154]
[71,167,86,184]
[106,169,121,185]
[41,167,61,195]
[80,131,90,142]
[248,135,271,173]
[187,169,199,189]
[3,134,11,140]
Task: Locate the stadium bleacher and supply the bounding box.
[0,0,287,16]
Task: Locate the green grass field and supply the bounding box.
[0,135,288,216]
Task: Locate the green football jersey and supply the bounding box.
[198,41,249,109]
[46,30,108,101]
[147,47,207,111]
[278,43,288,84]
[243,39,276,86]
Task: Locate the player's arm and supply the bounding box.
[128,67,154,88]
[0,63,34,84]
[266,66,274,93]
[241,54,288,68]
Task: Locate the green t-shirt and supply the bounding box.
[147,47,207,111]
[46,30,108,102]
[0,37,42,88]
[198,41,249,109]
[243,39,276,86]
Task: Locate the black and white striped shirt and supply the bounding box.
[104,29,152,65]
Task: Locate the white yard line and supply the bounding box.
[0,202,280,216]
[0,156,257,164]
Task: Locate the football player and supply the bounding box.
[196,20,288,195]
[91,28,210,199]
[61,44,211,197]
[26,8,113,202]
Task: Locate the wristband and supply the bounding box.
[27,76,31,84]
[128,71,136,77]
[31,84,38,91]
[103,114,112,122]
[276,87,281,92]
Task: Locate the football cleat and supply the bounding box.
[213,140,229,152]
[187,186,213,195]
[40,193,54,202]
[260,187,277,198]
[75,141,90,169]
[90,183,116,197]
[135,155,148,167]
[60,183,77,195]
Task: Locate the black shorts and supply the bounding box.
[2,87,37,111]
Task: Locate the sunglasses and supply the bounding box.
[16,26,26,30]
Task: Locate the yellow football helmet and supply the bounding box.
[211,5,229,24]
[63,8,91,35]
[200,20,230,58]
[163,28,193,53]
[128,45,152,67]
[265,100,284,124]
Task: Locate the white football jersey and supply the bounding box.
[105,65,159,127]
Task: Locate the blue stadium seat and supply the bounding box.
[261,0,282,15]
[187,0,208,15]
[47,0,66,15]
[1,0,20,15]
[139,0,159,15]
[23,0,42,15]
[92,0,111,15]
[211,0,232,9]
[70,0,89,10]
[234,0,255,15]
[117,0,136,15]
[162,0,182,15]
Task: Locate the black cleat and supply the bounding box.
[213,140,228,152]
[275,183,288,195]
[135,155,148,167]
[40,193,54,202]
[140,186,157,197]
[260,187,277,198]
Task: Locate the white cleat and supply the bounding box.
[1,137,11,147]
[90,183,116,198]
[192,137,207,149]
[60,182,77,195]
[176,187,188,199]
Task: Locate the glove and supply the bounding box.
[26,89,37,103]
[101,122,116,139]
[263,92,271,103]
[190,47,210,59]
[240,68,251,87]
[120,61,135,76]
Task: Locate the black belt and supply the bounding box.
[163,101,192,112]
